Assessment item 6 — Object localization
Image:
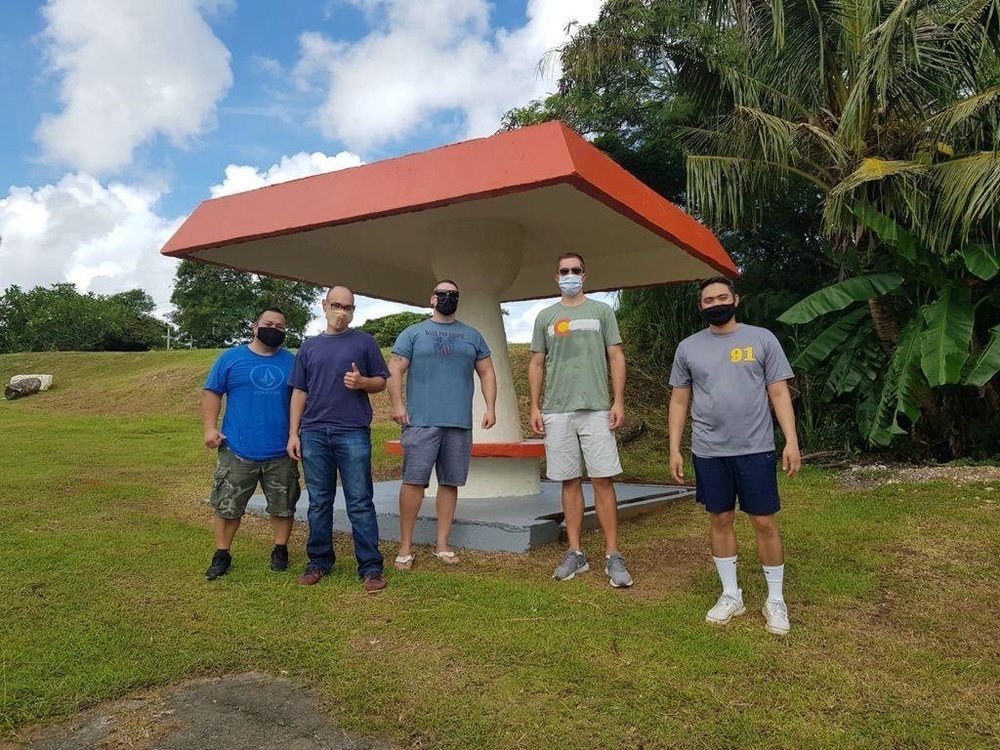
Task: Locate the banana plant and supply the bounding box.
[778,208,999,447]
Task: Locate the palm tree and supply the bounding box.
[558,0,1000,455]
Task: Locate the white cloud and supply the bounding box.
[210,151,364,198]
[0,175,182,315]
[36,0,233,174]
[504,298,553,343]
[212,148,372,336]
[0,146,369,319]
[294,0,603,151]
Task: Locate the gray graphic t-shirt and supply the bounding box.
[669,324,793,457]
[392,319,490,429]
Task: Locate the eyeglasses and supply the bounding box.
[558,267,584,276]
[433,290,460,299]
[326,301,356,313]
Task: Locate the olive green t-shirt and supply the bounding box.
[530,298,622,413]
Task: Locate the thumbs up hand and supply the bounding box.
[344,361,364,390]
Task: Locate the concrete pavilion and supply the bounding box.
[162,121,737,551]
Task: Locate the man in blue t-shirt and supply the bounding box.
[287,286,391,593]
[668,277,801,635]
[387,280,497,570]
[202,307,299,581]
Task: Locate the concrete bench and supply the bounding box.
[384,439,546,497]
[384,439,545,458]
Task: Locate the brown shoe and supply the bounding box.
[297,566,325,586]
[363,573,387,593]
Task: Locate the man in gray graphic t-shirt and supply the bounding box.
[668,277,801,635]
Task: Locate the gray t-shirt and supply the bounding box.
[669,324,793,457]
[530,298,622,413]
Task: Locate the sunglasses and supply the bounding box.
[558,267,584,276]
[433,290,460,299]
[326,301,356,313]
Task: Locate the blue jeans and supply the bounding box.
[300,428,383,578]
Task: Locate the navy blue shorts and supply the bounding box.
[693,451,781,516]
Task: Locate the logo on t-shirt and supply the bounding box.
[550,318,601,337]
[424,328,465,357]
[251,364,285,392]
[729,346,757,364]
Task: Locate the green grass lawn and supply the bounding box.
[2,350,998,749]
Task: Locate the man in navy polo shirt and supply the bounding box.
[287,286,390,593]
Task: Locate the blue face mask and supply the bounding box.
[558,275,584,297]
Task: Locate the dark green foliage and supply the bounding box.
[169,260,320,348]
[0,284,166,353]
[359,311,430,347]
[615,285,701,377]
[777,211,1000,457]
[504,0,1000,458]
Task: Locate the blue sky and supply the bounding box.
[0,0,604,340]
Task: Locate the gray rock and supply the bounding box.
[10,373,53,390]
[5,377,41,400]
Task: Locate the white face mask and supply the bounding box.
[558,275,584,297]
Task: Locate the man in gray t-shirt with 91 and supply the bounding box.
[668,277,801,635]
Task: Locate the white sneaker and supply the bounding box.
[762,599,791,635]
[705,590,746,625]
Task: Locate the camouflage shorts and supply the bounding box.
[209,445,301,520]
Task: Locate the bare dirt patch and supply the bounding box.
[837,463,1000,490]
[4,673,395,750]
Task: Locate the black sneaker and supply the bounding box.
[270,545,289,572]
[206,550,231,580]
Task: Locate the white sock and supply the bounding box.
[763,564,785,602]
[713,555,739,598]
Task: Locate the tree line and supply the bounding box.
[0,261,324,354]
[0,267,429,355]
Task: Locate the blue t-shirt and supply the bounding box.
[204,345,295,461]
[392,320,490,429]
[289,329,390,432]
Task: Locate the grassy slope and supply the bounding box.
[1,350,998,749]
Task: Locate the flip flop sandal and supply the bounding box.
[432,550,460,565]
[394,554,415,571]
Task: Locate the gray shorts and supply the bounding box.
[209,445,301,520]
[400,426,473,487]
[542,410,622,480]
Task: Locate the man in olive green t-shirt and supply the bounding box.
[528,252,632,588]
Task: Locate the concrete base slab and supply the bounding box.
[248,481,693,553]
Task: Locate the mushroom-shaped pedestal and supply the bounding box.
[162,121,737,498]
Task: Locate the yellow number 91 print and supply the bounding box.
[730,346,757,363]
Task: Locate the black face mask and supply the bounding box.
[435,296,459,316]
[701,303,737,326]
[256,327,286,348]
